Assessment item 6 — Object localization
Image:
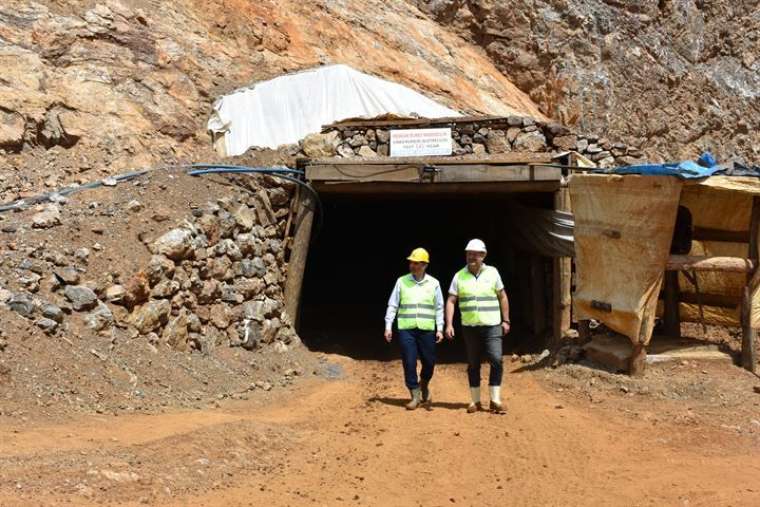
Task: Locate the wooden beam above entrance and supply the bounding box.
[303,154,562,188]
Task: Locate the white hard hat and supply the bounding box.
[465,239,487,252]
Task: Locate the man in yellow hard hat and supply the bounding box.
[384,247,445,410]
[445,239,511,414]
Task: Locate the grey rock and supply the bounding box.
[63,285,98,311]
[74,248,90,263]
[19,258,46,274]
[576,138,589,152]
[507,115,524,127]
[349,134,367,147]
[151,228,194,261]
[35,318,59,334]
[32,207,61,229]
[8,293,35,318]
[150,279,180,298]
[126,200,143,212]
[55,266,80,285]
[212,239,242,261]
[586,144,603,154]
[235,258,267,278]
[336,143,355,158]
[147,255,175,285]
[85,302,114,331]
[41,303,64,323]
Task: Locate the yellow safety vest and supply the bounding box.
[456,266,502,326]
[397,275,438,331]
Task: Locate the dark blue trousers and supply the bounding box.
[462,325,503,387]
[398,328,436,390]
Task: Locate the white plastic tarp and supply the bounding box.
[208,64,461,156]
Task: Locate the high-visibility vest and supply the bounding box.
[456,266,502,326]
[397,275,438,331]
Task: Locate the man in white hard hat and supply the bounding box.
[445,239,511,413]
[385,247,445,410]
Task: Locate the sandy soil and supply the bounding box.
[2,354,760,507]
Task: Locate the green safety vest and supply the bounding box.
[397,275,438,331]
[456,266,502,326]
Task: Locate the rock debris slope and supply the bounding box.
[412,0,760,162]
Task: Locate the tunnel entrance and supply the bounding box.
[286,155,572,362]
[298,191,559,362]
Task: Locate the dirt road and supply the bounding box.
[2,356,760,506]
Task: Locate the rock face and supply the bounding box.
[412,0,760,162]
[0,0,545,203]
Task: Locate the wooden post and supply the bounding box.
[741,196,760,372]
[741,286,756,372]
[283,191,315,329]
[663,271,681,338]
[629,343,647,377]
[552,186,572,348]
[530,255,546,339]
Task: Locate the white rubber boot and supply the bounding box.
[489,385,504,413]
[406,388,422,410]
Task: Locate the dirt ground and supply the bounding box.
[2,353,760,507]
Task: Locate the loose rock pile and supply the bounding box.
[303,116,645,168]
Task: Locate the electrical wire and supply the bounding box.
[0,164,323,244]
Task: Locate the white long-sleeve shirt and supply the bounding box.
[384,273,445,331]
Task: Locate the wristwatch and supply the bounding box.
[502,319,510,324]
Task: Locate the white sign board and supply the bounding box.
[390,128,453,157]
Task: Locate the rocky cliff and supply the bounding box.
[0,0,542,203]
[412,0,760,162]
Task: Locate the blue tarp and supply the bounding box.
[599,152,723,179]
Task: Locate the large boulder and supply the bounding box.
[513,130,547,152]
[162,311,189,350]
[151,228,194,261]
[63,285,98,311]
[85,302,114,331]
[129,299,171,334]
[301,131,339,159]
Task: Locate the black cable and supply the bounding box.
[186,167,323,242]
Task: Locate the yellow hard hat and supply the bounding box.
[407,247,430,263]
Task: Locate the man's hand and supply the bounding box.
[501,322,511,336]
[435,331,444,343]
[445,325,455,340]
[384,329,392,342]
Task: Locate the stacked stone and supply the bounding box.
[1,180,298,355]
[125,184,297,353]
[302,116,644,168]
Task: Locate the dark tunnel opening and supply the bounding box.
[299,191,556,362]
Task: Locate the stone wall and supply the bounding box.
[302,116,646,167]
[1,174,299,355]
